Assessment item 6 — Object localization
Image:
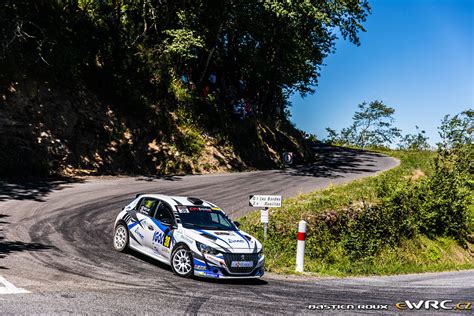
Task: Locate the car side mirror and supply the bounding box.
[234,221,241,228]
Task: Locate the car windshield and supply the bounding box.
[179,207,234,231]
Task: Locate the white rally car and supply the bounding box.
[113,194,264,279]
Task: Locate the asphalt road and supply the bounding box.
[0,147,472,314]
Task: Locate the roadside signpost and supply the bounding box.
[282,152,294,166]
[249,195,282,238]
[260,208,269,223]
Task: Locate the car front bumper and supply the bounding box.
[194,268,265,279]
[193,255,265,279]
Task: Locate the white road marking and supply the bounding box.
[0,276,29,294]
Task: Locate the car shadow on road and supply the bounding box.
[0,176,85,202]
[127,248,174,272]
[195,276,268,286]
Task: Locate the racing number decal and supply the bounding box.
[163,235,171,248]
[152,228,171,247]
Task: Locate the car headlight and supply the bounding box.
[196,241,220,255]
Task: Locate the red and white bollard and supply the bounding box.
[296,220,307,272]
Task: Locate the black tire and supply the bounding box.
[170,245,194,277]
[113,223,129,252]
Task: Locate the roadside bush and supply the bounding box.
[306,220,344,260]
[343,204,403,260]
[180,128,205,158]
[419,109,473,240]
[318,160,470,265]
[347,152,471,259]
[417,156,470,240]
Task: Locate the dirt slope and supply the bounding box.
[0,78,313,177]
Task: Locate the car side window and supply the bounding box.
[136,198,158,216]
[154,202,174,226]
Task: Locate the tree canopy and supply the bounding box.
[0,0,371,118]
[326,100,401,148]
[398,126,430,151]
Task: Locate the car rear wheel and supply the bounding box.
[171,246,193,277]
[113,223,129,252]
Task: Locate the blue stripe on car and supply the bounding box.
[233,229,250,249]
[193,258,205,266]
[128,218,146,230]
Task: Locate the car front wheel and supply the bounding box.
[171,245,193,277]
[113,223,129,252]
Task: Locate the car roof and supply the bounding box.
[137,194,219,209]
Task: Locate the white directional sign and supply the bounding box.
[249,195,282,208]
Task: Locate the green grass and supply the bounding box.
[469,188,474,233]
[300,235,474,276]
[240,149,474,276]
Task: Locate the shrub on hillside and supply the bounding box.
[304,156,471,263]
[417,157,470,240]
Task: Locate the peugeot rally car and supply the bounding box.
[113,194,264,279]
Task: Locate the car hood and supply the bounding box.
[184,228,261,253]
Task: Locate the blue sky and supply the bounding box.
[290,0,473,145]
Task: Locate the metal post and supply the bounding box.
[295,220,307,272]
[263,207,268,239]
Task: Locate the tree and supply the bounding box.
[82,0,371,117]
[437,109,473,176]
[399,126,430,150]
[438,109,473,149]
[325,101,401,148]
[325,127,340,144]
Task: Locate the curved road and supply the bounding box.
[0,147,472,314]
